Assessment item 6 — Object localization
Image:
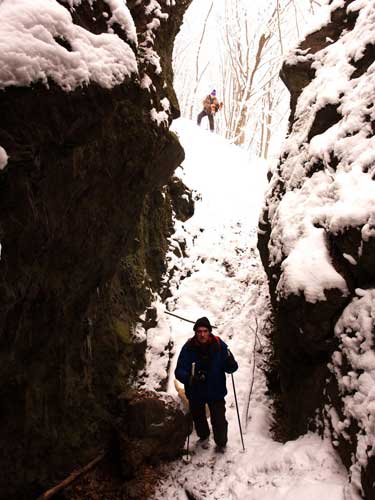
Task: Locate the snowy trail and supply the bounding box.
[147,119,347,500]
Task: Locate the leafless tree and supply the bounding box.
[187,1,213,119]
[217,0,311,153]
[173,0,322,156]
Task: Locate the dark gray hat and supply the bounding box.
[193,316,212,332]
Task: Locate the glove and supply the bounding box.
[226,349,237,371]
[195,370,207,383]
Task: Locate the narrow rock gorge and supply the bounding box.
[0,1,191,498]
[258,0,375,498]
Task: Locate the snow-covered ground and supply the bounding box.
[143,118,347,499]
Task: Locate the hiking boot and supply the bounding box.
[215,444,226,453]
[197,437,210,449]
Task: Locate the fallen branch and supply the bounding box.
[164,310,218,329]
[36,450,107,500]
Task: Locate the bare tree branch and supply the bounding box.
[276,0,284,55]
[188,0,214,119]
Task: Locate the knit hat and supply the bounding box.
[193,316,212,332]
[211,89,216,96]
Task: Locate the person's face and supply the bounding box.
[196,327,210,344]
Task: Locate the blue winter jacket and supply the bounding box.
[175,335,238,403]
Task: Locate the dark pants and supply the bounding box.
[189,399,228,447]
[197,110,214,131]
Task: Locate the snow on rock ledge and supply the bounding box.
[330,289,375,500]
[263,0,375,304]
[0,0,184,130]
[0,0,137,90]
[258,1,375,496]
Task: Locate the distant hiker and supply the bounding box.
[175,316,238,452]
[197,90,223,132]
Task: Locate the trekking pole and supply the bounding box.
[231,373,245,452]
[183,363,196,462]
[185,425,190,461]
[183,412,192,463]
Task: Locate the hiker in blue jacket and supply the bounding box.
[175,316,238,451]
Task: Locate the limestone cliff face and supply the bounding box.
[0,1,191,498]
[258,1,375,497]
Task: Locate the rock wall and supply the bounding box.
[0,0,191,498]
[258,1,375,497]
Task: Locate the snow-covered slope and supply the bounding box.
[141,119,347,499]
